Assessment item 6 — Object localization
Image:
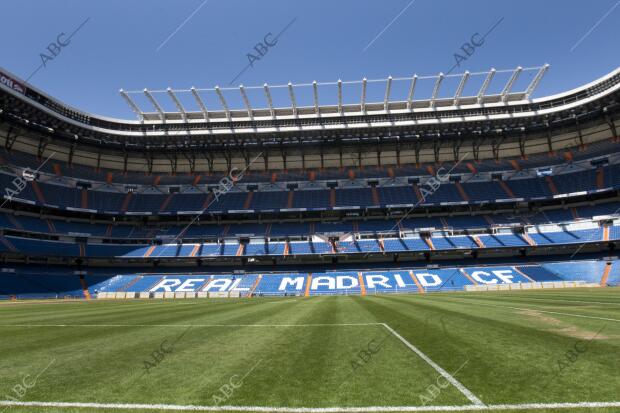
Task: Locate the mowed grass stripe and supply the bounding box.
[1,298,299,327]
[429,295,620,323]
[0,298,305,405]
[0,298,293,404]
[0,296,471,407]
[436,290,620,310]
[0,299,257,325]
[450,294,620,311]
[483,294,620,307]
[392,291,620,323]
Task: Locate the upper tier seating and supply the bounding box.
[2,139,617,186]
[2,144,619,215]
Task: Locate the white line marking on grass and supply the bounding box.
[445,299,620,323]
[381,323,485,407]
[495,296,620,307]
[2,400,620,412]
[503,307,620,323]
[0,323,382,328]
[488,402,620,411]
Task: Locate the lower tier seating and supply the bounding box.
[2,202,618,240]
[0,258,615,300]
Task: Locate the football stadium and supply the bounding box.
[1,2,619,412]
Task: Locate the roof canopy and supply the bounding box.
[120,65,549,122]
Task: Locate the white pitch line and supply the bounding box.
[503,307,620,323]
[493,296,620,307]
[443,298,620,323]
[487,402,620,411]
[0,323,382,328]
[381,323,485,407]
[2,400,620,412]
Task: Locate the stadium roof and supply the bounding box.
[120,66,550,123]
[1,65,619,160]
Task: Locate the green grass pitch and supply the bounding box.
[0,288,619,413]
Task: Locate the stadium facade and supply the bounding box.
[0,65,619,298]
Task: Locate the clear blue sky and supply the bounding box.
[1,0,618,119]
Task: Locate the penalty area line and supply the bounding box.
[381,323,484,407]
[2,400,620,412]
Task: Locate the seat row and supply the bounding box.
[0,223,612,258]
[2,164,620,214]
[0,202,618,239]
[1,139,615,186]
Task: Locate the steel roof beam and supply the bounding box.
[214,86,231,121]
[190,87,209,121]
[288,82,298,117]
[384,76,392,111]
[361,78,367,113]
[143,89,165,121]
[264,84,275,119]
[119,89,143,120]
[337,79,343,115]
[501,66,522,102]
[312,81,319,114]
[477,68,496,104]
[406,75,417,110]
[430,72,444,108]
[525,63,549,99]
[167,88,187,121]
[453,71,470,106]
[239,85,253,120]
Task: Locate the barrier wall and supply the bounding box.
[464,280,598,292]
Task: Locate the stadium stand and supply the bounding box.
[1,65,620,299]
[1,259,611,300]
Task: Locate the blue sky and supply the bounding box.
[1,0,618,119]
